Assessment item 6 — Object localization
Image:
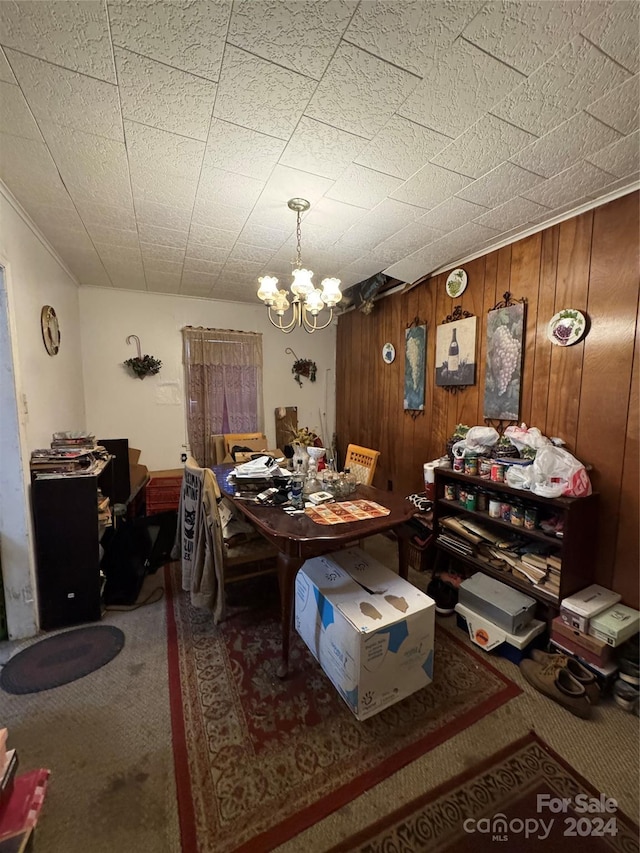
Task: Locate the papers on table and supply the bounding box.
[234,456,289,478]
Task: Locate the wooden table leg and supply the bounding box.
[276,551,303,679]
[397,533,409,580]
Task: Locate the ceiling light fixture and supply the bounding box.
[257,198,342,333]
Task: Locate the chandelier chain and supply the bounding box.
[295,211,302,269]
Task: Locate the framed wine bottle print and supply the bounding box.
[435,310,477,390]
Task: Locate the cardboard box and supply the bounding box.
[458,573,536,634]
[455,602,546,665]
[295,547,435,721]
[588,604,640,647]
[560,584,621,633]
[551,616,614,667]
[231,449,284,463]
[223,436,269,462]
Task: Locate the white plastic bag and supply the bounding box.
[504,424,551,453]
[506,465,534,490]
[452,426,499,457]
[531,446,592,497]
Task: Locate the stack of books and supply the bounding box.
[50,431,97,451]
[30,435,109,479]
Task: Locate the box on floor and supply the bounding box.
[560,584,621,633]
[551,616,614,668]
[588,604,640,647]
[455,602,546,665]
[295,547,435,721]
[458,573,537,634]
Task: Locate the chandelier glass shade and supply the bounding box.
[257,198,342,333]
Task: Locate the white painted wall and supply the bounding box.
[79,288,337,471]
[0,190,86,638]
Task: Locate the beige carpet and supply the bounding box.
[0,536,637,852]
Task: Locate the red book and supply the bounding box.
[0,770,50,843]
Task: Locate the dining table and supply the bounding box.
[213,463,414,677]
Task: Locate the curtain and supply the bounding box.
[182,327,264,467]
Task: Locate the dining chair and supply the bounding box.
[344,444,380,486]
[223,432,267,457]
[174,457,277,623]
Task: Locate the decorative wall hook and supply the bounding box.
[126,334,142,359]
[123,334,162,379]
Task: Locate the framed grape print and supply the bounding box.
[404,319,426,413]
[483,294,526,421]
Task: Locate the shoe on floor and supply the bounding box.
[520,659,592,719]
[613,678,639,712]
[530,650,601,704]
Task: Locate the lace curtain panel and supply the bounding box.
[182,327,264,467]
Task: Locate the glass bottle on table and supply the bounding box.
[344,467,357,496]
[289,460,305,509]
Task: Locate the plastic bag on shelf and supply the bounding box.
[504,424,551,454]
[531,446,592,497]
[506,464,534,490]
[451,426,499,458]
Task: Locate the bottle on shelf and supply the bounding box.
[448,327,459,374]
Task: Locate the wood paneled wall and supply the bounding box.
[336,192,640,607]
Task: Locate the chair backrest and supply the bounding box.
[344,444,380,486]
[223,432,267,457]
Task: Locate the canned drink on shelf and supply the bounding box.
[510,503,524,526]
[491,462,505,482]
[464,456,478,476]
[489,498,501,518]
[444,484,456,500]
[466,491,477,510]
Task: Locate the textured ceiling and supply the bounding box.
[0,1,638,303]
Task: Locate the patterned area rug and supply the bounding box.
[328,732,640,852]
[165,566,520,853]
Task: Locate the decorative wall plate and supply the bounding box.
[547,309,587,347]
[382,342,396,363]
[446,268,468,298]
[41,305,60,355]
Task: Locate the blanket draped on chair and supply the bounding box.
[171,456,226,622]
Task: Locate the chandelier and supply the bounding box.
[257,198,342,333]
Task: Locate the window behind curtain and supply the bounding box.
[182,327,264,467]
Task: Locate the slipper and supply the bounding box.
[520,659,592,719]
[531,650,601,704]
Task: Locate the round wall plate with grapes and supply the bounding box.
[445,268,468,298]
[547,309,587,347]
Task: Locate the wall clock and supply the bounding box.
[41,305,60,355]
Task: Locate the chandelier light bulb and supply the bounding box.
[291,267,314,296]
[257,275,279,305]
[320,277,342,307]
[305,289,325,315]
[273,289,290,315]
